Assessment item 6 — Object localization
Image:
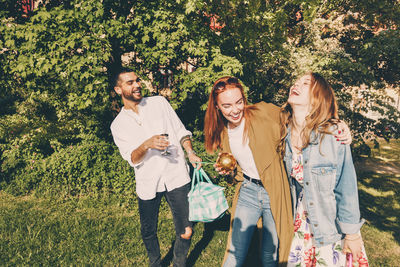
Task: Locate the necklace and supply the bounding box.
[291,129,303,153]
[133,113,143,126]
[125,108,143,126]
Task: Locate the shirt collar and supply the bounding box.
[122,99,145,125]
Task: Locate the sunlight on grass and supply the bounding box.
[358,184,395,197]
[0,139,399,266]
[355,138,400,266]
[0,191,230,266]
[374,155,397,162]
[362,224,400,267]
[0,192,148,266]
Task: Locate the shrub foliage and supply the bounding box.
[0,0,399,196]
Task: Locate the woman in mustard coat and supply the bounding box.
[204,76,293,266]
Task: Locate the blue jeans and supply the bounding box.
[224,179,279,267]
[138,183,192,267]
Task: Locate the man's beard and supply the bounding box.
[123,88,143,102]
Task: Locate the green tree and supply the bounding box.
[0,0,241,194]
[204,0,400,151]
[0,0,399,195]
[285,0,400,150]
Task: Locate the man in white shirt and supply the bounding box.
[110,68,201,267]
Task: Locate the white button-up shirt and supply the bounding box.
[111,96,191,200]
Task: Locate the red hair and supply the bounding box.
[204,76,254,154]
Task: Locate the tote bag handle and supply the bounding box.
[191,168,213,187]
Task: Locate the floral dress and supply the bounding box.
[287,152,369,267]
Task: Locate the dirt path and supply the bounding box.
[355,157,400,175]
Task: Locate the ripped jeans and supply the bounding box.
[138,183,192,267]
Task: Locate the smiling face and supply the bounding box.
[216,87,245,128]
[288,74,313,108]
[114,72,142,103]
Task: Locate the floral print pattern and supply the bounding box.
[288,152,369,267]
[291,152,304,183]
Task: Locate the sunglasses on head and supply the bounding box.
[215,77,240,90]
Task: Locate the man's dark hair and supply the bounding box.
[111,67,135,88]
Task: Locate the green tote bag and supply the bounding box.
[188,168,228,222]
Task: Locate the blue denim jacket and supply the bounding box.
[284,127,364,247]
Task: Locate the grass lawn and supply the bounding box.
[354,139,400,266]
[0,139,399,266]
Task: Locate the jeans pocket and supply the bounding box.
[237,181,257,208]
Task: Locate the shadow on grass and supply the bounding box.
[161,213,261,266]
[186,213,231,266]
[160,212,266,267]
[160,213,231,266]
[185,214,273,267]
[161,240,174,267]
[357,170,400,244]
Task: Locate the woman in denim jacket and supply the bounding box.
[278,72,369,266]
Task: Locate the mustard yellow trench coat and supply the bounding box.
[221,102,293,266]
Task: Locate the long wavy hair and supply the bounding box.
[278,72,339,156]
[204,76,255,154]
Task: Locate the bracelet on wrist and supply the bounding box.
[180,135,192,146]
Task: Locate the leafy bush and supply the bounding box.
[0,0,399,197]
[2,138,135,197]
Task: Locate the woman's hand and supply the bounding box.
[214,163,234,176]
[335,120,352,145]
[343,234,364,262]
[214,152,235,176]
